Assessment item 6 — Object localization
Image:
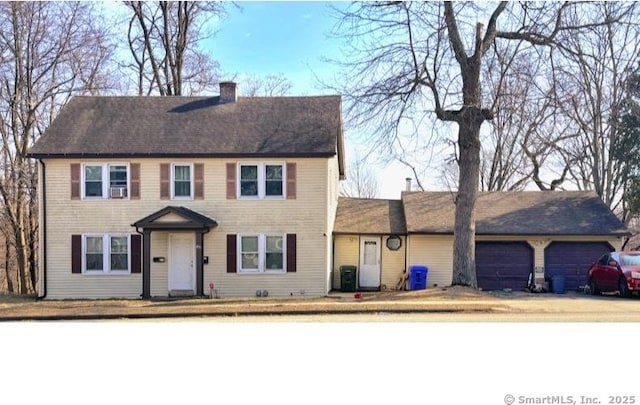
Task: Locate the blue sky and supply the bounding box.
[211,2,343,95]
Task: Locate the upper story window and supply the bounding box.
[240,165,258,197]
[172,164,193,199]
[238,163,284,199]
[83,164,129,199]
[265,165,283,196]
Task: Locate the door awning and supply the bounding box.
[132,206,218,231]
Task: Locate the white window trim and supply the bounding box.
[82,163,130,200]
[171,163,194,200]
[237,162,286,200]
[237,233,286,274]
[82,234,131,275]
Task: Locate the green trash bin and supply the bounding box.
[340,265,357,292]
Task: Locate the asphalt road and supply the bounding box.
[124,309,640,322]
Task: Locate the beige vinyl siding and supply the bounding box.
[42,157,332,298]
[381,235,406,289]
[407,235,454,288]
[333,234,407,291]
[150,232,169,296]
[333,235,359,290]
[203,232,327,297]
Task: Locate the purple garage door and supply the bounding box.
[476,242,534,291]
[544,242,613,291]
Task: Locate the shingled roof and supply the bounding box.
[402,191,629,236]
[28,94,345,176]
[334,197,407,235]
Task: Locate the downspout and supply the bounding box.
[36,159,47,300]
[331,234,335,292]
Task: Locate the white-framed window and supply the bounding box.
[83,163,129,199]
[238,234,285,273]
[83,234,130,274]
[172,163,193,199]
[238,162,285,199]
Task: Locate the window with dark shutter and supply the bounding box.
[286,163,296,199]
[226,163,236,199]
[71,235,82,273]
[71,164,81,200]
[131,234,142,273]
[194,163,204,199]
[227,234,237,273]
[130,163,140,199]
[287,234,296,272]
[160,163,170,199]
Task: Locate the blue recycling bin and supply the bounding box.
[552,275,566,294]
[409,265,428,290]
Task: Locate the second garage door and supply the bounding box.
[544,242,613,291]
[476,242,534,291]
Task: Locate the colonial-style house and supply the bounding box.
[28,82,344,299]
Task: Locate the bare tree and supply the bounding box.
[124,1,225,96]
[330,2,631,287]
[240,74,293,97]
[340,153,379,198]
[0,2,113,293]
[546,3,640,222]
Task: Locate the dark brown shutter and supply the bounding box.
[131,234,142,273]
[71,235,82,274]
[286,163,296,199]
[226,163,236,199]
[226,234,237,273]
[194,163,204,199]
[71,164,81,200]
[160,163,170,199]
[130,163,140,199]
[287,234,297,273]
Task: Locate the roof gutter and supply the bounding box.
[26,151,338,159]
[36,159,47,300]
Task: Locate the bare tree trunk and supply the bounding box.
[452,109,483,287]
[4,236,13,293]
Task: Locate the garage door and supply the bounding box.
[544,242,613,291]
[476,242,534,291]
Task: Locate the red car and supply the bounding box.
[588,252,640,297]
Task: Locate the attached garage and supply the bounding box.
[544,242,613,291]
[476,242,534,291]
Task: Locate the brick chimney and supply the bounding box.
[219,81,237,103]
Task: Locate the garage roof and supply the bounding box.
[334,198,406,235]
[402,191,629,236]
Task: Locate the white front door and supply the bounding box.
[169,233,195,292]
[359,236,381,288]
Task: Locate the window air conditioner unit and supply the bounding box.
[110,186,127,198]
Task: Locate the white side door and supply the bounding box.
[169,233,195,291]
[359,236,381,288]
